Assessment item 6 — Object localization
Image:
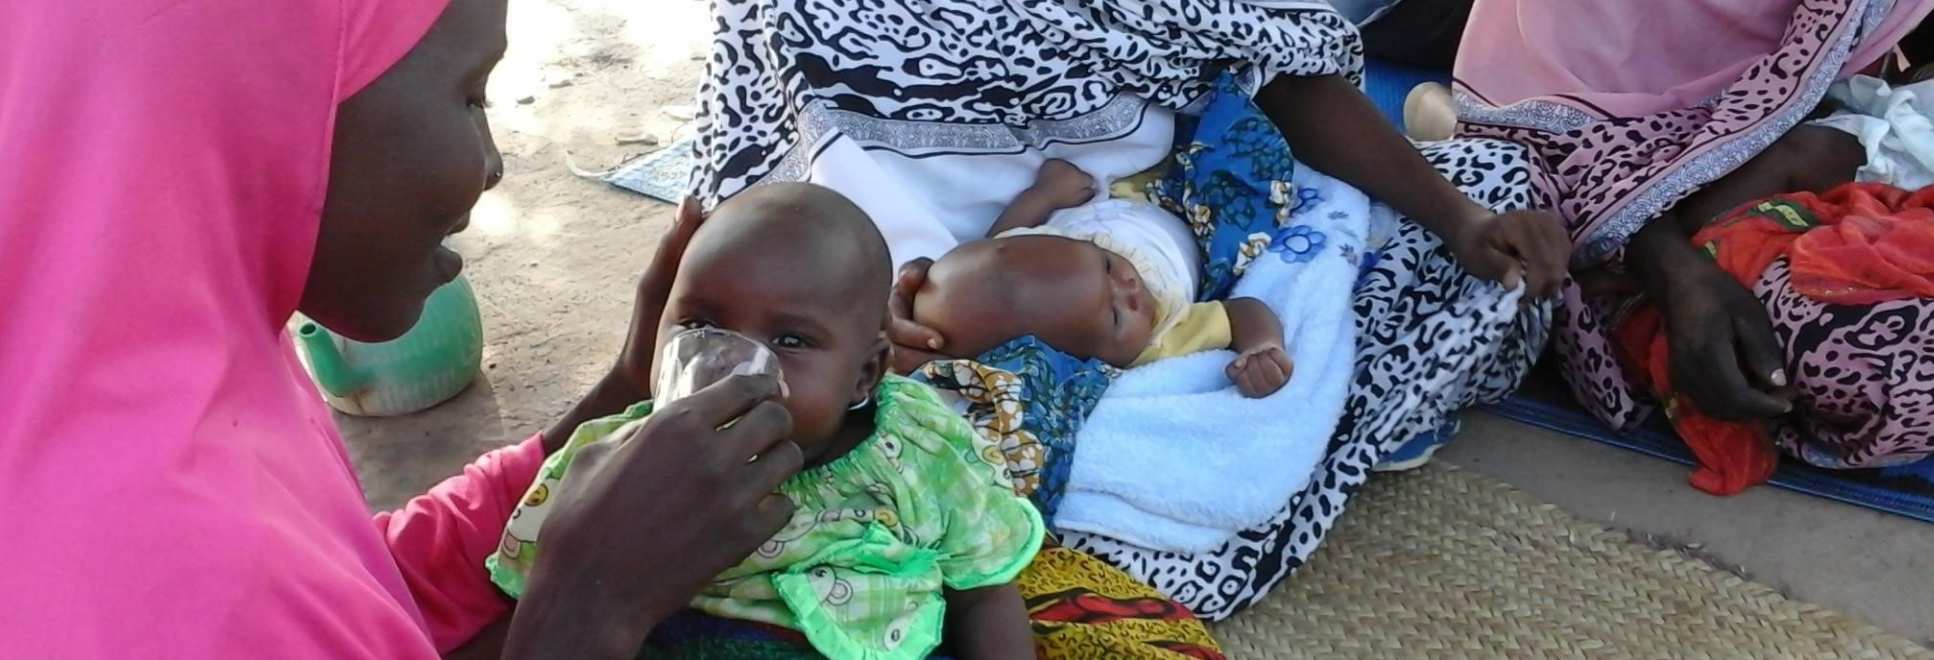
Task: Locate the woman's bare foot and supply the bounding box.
[1403,82,1456,142]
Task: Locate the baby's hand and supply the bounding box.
[1228,345,1294,398]
[1033,158,1096,208]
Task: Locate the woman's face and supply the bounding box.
[302,0,508,342]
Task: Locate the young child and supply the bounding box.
[487,183,1044,660]
[912,159,1295,397]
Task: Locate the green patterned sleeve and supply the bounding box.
[485,400,655,598]
[922,401,1046,591]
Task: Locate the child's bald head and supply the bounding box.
[660,182,893,463]
[683,182,893,327]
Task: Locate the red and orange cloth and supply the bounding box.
[1617,183,1934,495]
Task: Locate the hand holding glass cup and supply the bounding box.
[654,328,787,429]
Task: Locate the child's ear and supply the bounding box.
[853,334,892,405]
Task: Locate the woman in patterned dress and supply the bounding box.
[1457,0,1934,472]
[684,0,1569,618]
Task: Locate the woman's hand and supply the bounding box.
[506,374,803,660]
[1443,207,1571,299]
[1627,218,1792,420]
[886,257,949,374]
[1251,73,1569,299]
[1659,264,1794,420]
[614,197,708,395]
[544,198,707,451]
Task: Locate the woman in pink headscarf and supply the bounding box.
[0,1,801,657]
[1455,1,1934,482]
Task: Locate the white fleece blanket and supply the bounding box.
[1053,167,1368,553]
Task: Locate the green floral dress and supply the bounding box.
[487,375,1045,660]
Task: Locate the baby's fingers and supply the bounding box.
[1252,358,1287,393]
[1266,350,1295,384]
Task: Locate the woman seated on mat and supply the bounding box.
[687,0,1571,620]
[1448,0,1934,493]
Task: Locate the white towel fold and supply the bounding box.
[1811,74,1934,190]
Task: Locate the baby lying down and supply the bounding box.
[914,159,1294,397]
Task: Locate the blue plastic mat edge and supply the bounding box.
[1483,395,1934,524]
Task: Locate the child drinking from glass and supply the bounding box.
[487,183,1043,660]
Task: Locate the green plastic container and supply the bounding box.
[293,275,484,417]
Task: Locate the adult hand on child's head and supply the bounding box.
[1228,345,1294,398]
[1445,207,1571,299]
[612,197,708,398]
[508,374,803,659]
[887,257,949,374]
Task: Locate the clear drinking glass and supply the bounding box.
[652,328,785,408]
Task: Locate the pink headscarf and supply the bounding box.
[1456,0,1934,118]
[0,1,455,656]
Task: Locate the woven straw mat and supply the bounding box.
[1211,463,1931,659]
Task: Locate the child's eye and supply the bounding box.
[772,334,808,349]
[1111,307,1121,328]
[678,319,716,330]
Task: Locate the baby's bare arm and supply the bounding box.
[988,159,1095,237]
[1225,297,1282,352]
[1225,297,1292,397]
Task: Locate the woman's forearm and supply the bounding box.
[501,582,649,660]
[1625,212,1711,304]
[542,371,645,454]
[1255,74,1488,243]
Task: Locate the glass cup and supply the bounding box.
[653,328,785,409]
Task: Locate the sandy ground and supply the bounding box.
[337,0,1934,645]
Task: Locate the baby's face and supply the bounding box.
[916,235,1157,367]
[656,224,887,465]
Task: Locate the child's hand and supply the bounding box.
[1228,345,1294,398]
[1033,158,1096,209]
[1443,208,1571,299]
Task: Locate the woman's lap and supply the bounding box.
[1759,259,1934,468]
[1063,138,1549,619]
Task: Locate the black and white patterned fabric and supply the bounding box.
[685,0,1550,620]
[687,0,1362,206]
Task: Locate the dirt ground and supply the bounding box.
[337,0,1934,645]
